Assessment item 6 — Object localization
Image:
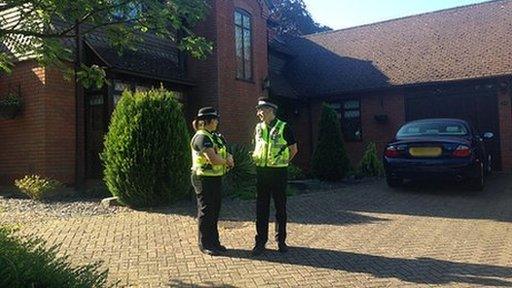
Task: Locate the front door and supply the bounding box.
[85,91,107,178]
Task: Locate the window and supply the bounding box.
[234,9,252,80]
[397,121,468,137]
[331,100,362,141]
[112,2,142,21]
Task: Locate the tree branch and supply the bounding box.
[54,0,134,38]
[0,28,76,38]
[80,17,144,35]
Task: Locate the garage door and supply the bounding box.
[405,90,502,170]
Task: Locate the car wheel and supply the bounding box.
[386,176,403,188]
[468,162,484,191]
[485,154,492,176]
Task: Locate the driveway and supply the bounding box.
[3,174,512,287]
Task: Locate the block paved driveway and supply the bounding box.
[7,174,512,287]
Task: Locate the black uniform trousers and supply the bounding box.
[255,167,288,246]
[191,173,222,250]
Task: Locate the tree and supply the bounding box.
[311,103,350,181]
[270,0,331,36]
[101,89,191,208]
[0,0,212,87]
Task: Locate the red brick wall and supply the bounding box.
[296,94,405,171]
[498,88,512,171]
[189,0,270,144]
[42,67,76,183]
[359,93,405,165]
[187,0,220,123]
[299,88,512,172]
[218,0,269,144]
[0,61,75,185]
[0,61,46,183]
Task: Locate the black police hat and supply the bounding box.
[255,97,278,110]
[197,107,219,119]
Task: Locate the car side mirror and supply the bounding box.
[482,132,494,140]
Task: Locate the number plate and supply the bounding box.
[409,147,442,157]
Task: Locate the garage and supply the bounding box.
[405,85,502,170]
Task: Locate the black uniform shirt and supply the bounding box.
[192,133,214,152]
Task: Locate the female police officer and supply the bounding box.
[191,107,234,256]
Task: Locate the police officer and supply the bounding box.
[252,98,298,256]
[191,107,234,256]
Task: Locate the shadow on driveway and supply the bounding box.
[224,246,512,287]
[143,174,512,225]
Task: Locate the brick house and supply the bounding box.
[0,0,272,185]
[270,0,512,172]
[2,0,512,187]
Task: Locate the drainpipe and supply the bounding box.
[74,21,85,191]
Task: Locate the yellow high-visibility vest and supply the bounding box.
[252,119,290,167]
[191,130,227,176]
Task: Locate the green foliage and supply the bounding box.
[223,144,257,200]
[0,226,110,288]
[101,89,191,208]
[288,163,306,180]
[0,91,22,107]
[14,175,63,200]
[311,103,351,181]
[74,64,108,89]
[0,0,213,87]
[270,0,331,36]
[358,142,384,177]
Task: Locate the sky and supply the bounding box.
[302,0,491,30]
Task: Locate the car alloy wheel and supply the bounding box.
[469,162,485,191]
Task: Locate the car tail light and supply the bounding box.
[453,145,471,157]
[385,146,401,158]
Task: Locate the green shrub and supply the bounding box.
[358,142,384,177]
[311,104,351,181]
[223,144,256,200]
[288,163,306,180]
[14,175,63,200]
[0,226,110,288]
[101,89,191,208]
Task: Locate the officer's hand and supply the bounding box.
[226,155,235,168]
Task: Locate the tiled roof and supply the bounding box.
[85,30,184,82]
[1,16,185,82]
[280,0,512,97]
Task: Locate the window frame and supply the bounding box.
[331,99,363,142]
[234,9,253,81]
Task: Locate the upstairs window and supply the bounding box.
[234,9,252,80]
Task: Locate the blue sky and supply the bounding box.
[302,0,491,30]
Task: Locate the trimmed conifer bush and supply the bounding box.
[311,103,351,181]
[358,142,384,177]
[101,89,191,208]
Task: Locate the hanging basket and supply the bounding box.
[0,104,21,119]
[0,92,23,120]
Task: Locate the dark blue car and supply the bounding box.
[383,118,493,190]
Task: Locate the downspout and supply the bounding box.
[74,21,85,190]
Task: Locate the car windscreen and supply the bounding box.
[397,121,468,137]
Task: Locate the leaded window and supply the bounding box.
[234,9,252,80]
[331,100,362,141]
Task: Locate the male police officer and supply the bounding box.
[252,98,298,256]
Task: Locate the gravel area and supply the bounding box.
[0,178,376,226]
[0,190,131,225]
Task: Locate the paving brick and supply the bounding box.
[3,174,512,287]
